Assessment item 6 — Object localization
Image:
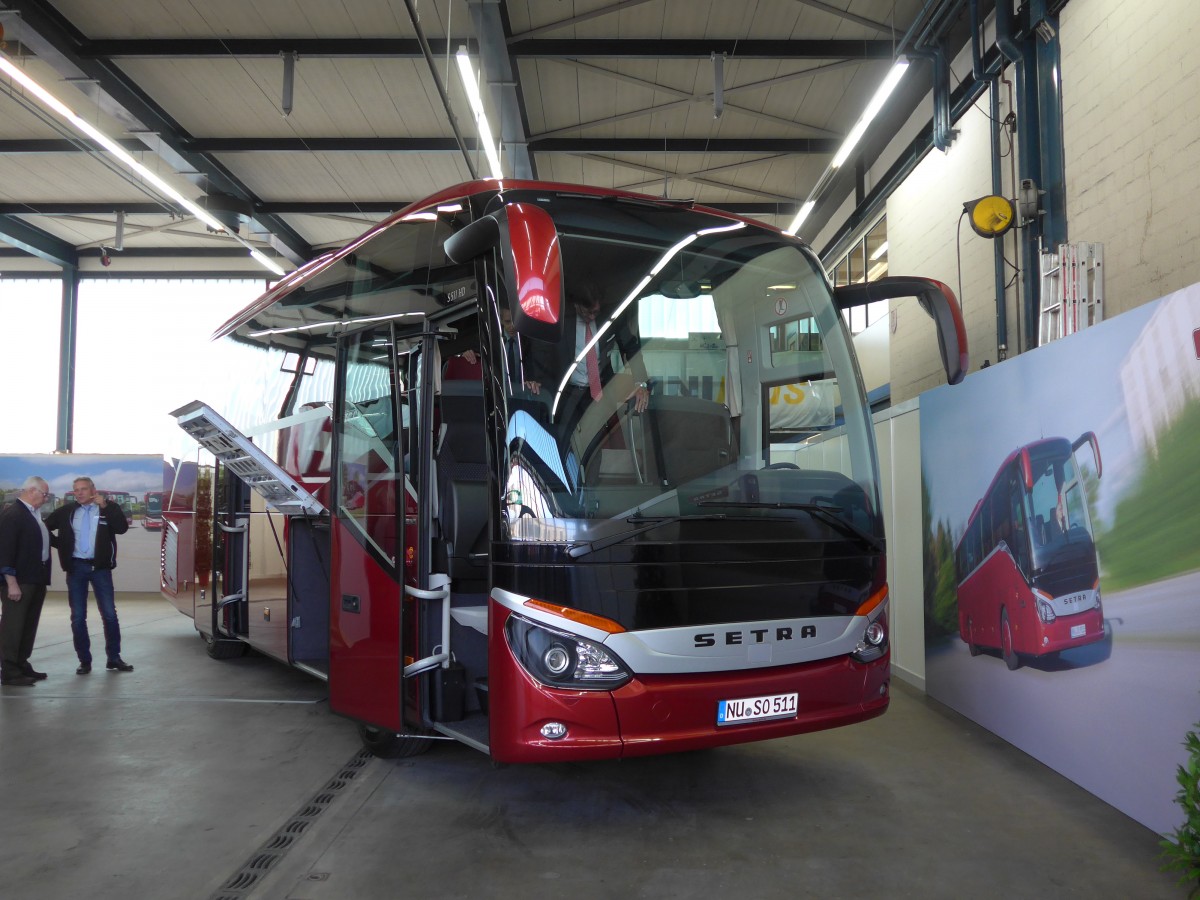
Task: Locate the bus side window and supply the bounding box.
[1008,473,1032,575]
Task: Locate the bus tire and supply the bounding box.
[357,724,433,759]
[966,619,982,656]
[1000,610,1021,671]
[205,633,246,660]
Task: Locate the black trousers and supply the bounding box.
[0,580,47,679]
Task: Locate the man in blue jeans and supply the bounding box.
[45,477,134,674]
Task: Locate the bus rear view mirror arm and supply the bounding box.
[444,214,500,263]
[835,277,969,385]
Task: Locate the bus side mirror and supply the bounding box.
[835,277,969,385]
[1071,431,1102,478]
[444,202,564,344]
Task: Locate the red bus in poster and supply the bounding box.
[143,491,165,529]
[955,433,1106,669]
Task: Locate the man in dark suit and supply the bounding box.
[0,476,52,686]
[528,285,650,444]
[45,476,133,674]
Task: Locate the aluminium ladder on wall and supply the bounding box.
[1039,242,1104,346]
[170,399,326,517]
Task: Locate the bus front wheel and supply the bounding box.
[1001,610,1021,671]
[358,724,433,759]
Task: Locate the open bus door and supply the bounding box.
[328,322,435,757]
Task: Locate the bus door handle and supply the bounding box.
[402,577,452,678]
[218,522,247,534]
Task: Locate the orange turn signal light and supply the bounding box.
[523,599,626,634]
[855,584,889,617]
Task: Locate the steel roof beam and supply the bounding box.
[0,138,145,153]
[1,0,313,265]
[509,39,895,59]
[0,200,797,220]
[0,214,78,267]
[1,137,840,155]
[69,37,893,61]
[80,38,472,58]
[468,0,534,179]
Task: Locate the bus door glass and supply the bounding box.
[328,322,408,730]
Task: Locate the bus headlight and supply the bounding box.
[505,614,632,690]
[852,612,888,663]
[1033,589,1056,624]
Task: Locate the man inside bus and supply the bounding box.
[447,307,539,396]
[45,477,134,674]
[528,285,650,443]
[0,476,52,686]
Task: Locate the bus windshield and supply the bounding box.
[495,195,880,546]
[1028,444,1094,570]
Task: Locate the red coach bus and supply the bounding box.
[955,433,1105,669]
[143,491,165,530]
[161,179,966,762]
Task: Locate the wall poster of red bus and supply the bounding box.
[918,281,1200,837]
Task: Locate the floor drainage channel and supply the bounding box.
[209,748,375,900]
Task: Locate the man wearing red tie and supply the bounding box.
[530,285,650,445]
[0,476,52,686]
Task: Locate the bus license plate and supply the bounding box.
[717,692,798,726]
[1070,624,1087,638]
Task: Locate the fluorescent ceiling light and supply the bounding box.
[785,200,816,236]
[0,50,288,277]
[248,247,286,277]
[831,61,909,169]
[0,52,225,231]
[784,59,908,238]
[455,47,504,179]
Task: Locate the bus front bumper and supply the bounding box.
[488,651,890,764]
[1035,608,1106,654]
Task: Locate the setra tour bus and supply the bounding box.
[161,179,967,762]
[143,491,165,530]
[955,432,1105,669]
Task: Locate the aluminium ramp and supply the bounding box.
[170,400,326,517]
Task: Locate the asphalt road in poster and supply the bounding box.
[925,568,1200,836]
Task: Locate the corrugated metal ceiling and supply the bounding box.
[0,0,928,274]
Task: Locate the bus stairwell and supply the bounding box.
[424,377,491,752]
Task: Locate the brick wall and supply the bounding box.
[1060,0,1200,313]
[887,102,1012,402]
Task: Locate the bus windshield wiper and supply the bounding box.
[567,514,730,558]
[695,500,884,552]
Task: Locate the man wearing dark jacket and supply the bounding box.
[44,476,133,674]
[0,476,52,686]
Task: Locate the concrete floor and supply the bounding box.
[0,594,1181,900]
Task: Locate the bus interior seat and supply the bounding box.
[647,395,734,484]
[435,380,489,590]
[442,353,482,382]
[1034,514,1048,547]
